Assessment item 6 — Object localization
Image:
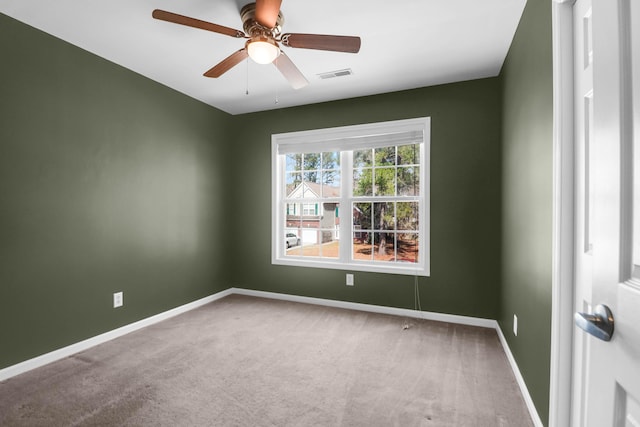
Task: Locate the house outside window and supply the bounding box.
[272,117,430,276]
[302,203,318,216]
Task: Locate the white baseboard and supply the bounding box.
[230,288,497,328]
[495,325,545,427]
[0,286,542,427]
[0,289,234,382]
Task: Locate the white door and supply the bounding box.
[573,0,640,425]
[571,0,594,423]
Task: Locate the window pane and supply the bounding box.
[284,229,302,255]
[300,230,319,252]
[286,153,302,172]
[373,202,395,230]
[372,232,396,262]
[285,206,301,228]
[375,146,396,166]
[321,168,340,185]
[298,230,340,258]
[301,182,319,198]
[322,151,340,169]
[397,144,420,165]
[353,202,372,230]
[353,168,373,196]
[321,172,341,198]
[397,166,420,196]
[354,149,372,168]
[303,153,322,171]
[353,231,373,260]
[397,233,419,263]
[323,182,341,198]
[374,168,395,196]
[303,170,321,185]
[302,203,317,216]
[318,152,341,198]
[396,202,419,230]
[285,172,302,197]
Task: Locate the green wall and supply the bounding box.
[500,0,554,424]
[227,79,503,319]
[0,14,231,369]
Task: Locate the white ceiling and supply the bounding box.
[0,0,527,115]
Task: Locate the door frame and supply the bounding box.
[550,0,577,426]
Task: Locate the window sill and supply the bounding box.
[272,256,429,277]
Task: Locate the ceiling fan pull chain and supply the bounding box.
[274,56,279,105]
[246,57,250,95]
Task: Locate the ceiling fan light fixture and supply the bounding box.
[247,37,280,64]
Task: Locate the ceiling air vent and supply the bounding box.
[317,68,354,80]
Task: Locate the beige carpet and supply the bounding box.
[0,294,533,426]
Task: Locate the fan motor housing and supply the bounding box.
[240,3,283,36]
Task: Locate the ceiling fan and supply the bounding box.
[152,0,361,89]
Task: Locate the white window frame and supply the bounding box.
[272,117,430,276]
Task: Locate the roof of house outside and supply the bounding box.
[287,181,340,199]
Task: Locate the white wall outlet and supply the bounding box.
[113,292,123,308]
[513,314,518,336]
[346,274,354,286]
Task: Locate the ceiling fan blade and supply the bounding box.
[281,33,361,53]
[152,9,245,38]
[274,52,309,90]
[255,0,282,28]
[203,49,249,78]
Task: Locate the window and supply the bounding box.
[272,117,430,276]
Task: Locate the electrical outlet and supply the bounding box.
[113,292,123,308]
[346,274,354,286]
[513,314,518,336]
